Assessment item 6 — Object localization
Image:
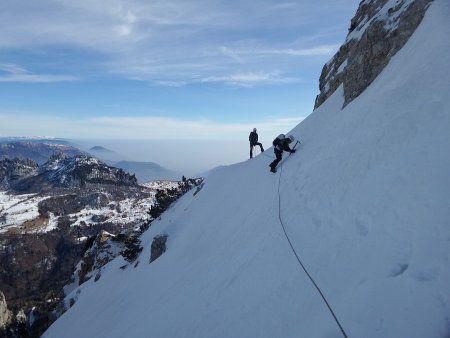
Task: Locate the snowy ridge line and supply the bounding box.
[277,147,348,338]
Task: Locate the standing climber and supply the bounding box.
[249,128,264,159]
[269,134,296,173]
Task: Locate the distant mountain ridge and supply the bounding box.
[86,145,124,164]
[87,148,182,181]
[0,139,85,165]
[0,139,182,184]
[114,160,181,183]
[0,154,137,193]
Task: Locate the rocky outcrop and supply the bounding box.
[149,177,204,220]
[314,0,433,109]
[0,294,27,338]
[76,231,122,284]
[0,292,12,328]
[150,235,168,263]
[73,230,141,287]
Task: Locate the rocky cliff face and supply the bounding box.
[0,231,81,337]
[314,0,433,109]
[0,292,12,328]
[65,230,142,299]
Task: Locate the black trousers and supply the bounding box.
[250,142,263,158]
[270,149,282,168]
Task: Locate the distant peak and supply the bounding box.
[89,146,114,153]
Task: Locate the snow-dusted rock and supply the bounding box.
[0,292,12,328]
[315,0,433,108]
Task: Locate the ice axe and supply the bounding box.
[289,140,300,156]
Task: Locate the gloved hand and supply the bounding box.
[291,149,296,153]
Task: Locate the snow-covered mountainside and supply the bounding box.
[44,1,450,337]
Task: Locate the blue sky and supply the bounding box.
[0,0,359,142]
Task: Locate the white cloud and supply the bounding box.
[0,0,358,86]
[219,45,339,58]
[0,74,78,83]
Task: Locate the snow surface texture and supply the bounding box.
[43,1,450,337]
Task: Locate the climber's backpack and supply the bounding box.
[272,134,285,147]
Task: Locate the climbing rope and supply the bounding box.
[276,153,348,338]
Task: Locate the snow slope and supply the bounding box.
[43,1,450,337]
[0,192,49,233]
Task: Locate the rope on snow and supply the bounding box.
[276,149,348,338]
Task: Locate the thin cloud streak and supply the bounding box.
[0,63,78,83]
[199,71,302,87]
[0,74,79,83]
[0,64,28,74]
[220,45,339,58]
